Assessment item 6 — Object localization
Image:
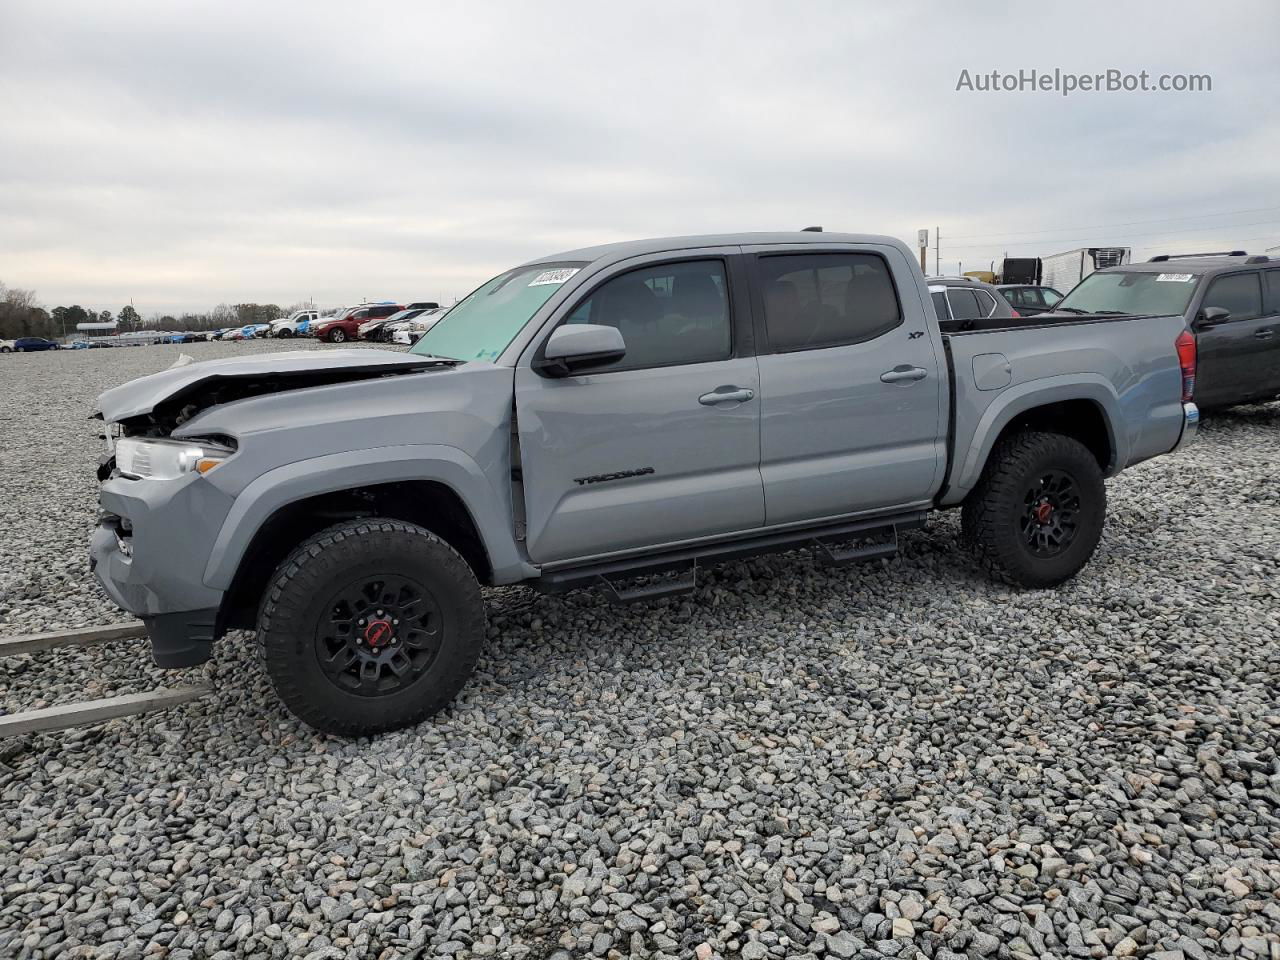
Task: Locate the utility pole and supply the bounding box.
[934,226,941,275]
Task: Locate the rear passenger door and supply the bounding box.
[1195,271,1268,406]
[747,244,946,526]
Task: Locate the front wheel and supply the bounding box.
[257,519,485,737]
[328,328,347,343]
[0,347,10,353]
[961,431,1105,588]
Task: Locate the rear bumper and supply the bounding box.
[1173,401,1199,453]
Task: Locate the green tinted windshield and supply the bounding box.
[1056,270,1200,316]
[410,262,587,362]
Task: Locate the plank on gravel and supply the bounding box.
[0,683,213,737]
[0,621,148,658]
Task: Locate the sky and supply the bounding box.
[2,0,1278,316]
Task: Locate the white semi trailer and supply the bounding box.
[1041,247,1131,293]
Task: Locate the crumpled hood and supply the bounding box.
[95,349,449,422]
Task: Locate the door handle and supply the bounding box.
[880,365,928,383]
[1255,329,1274,340]
[698,387,755,405]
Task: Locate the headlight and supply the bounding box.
[114,437,234,480]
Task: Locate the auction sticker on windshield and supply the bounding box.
[529,268,581,286]
[1156,273,1194,282]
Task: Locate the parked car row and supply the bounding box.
[198,303,446,346]
[0,337,61,352]
[303,301,444,344]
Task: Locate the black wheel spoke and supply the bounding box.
[1020,469,1081,558]
[312,571,445,699]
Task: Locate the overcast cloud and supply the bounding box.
[1,0,1278,315]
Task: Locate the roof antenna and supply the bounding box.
[801,225,823,232]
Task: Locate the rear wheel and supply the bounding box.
[276,328,293,338]
[961,431,1105,588]
[257,519,485,736]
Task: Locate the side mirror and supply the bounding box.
[1195,306,1230,329]
[534,324,626,377]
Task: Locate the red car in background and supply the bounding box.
[312,303,404,343]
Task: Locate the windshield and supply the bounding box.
[1056,270,1200,316]
[410,262,586,361]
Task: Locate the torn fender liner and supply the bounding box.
[93,350,455,424]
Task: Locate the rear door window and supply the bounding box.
[946,288,983,320]
[1203,273,1263,321]
[931,290,950,321]
[757,253,902,352]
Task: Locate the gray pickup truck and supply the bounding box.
[91,232,1199,736]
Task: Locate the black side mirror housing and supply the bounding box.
[1194,306,1231,330]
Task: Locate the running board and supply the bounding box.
[537,510,925,597]
[595,563,698,604]
[811,528,899,567]
[0,621,213,737]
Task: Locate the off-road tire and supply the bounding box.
[961,430,1105,588]
[258,519,484,737]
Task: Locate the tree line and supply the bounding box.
[0,280,314,340]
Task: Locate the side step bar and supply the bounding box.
[595,564,700,604]
[812,527,899,567]
[0,621,213,737]
[541,511,925,603]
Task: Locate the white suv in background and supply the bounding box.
[268,309,320,338]
[390,307,445,344]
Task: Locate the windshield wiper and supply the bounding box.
[419,354,461,363]
[1053,306,1092,314]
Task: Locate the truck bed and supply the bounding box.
[937,312,1189,507]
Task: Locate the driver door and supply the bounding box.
[514,251,764,565]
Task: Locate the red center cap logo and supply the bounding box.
[1034,501,1054,524]
[364,619,393,648]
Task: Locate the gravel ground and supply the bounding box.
[0,340,1277,960]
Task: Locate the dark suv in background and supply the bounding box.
[1050,251,1280,409]
[998,284,1065,316]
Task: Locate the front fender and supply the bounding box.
[943,375,1124,506]
[202,444,534,589]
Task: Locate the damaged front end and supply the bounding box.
[94,348,455,433]
[89,349,459,666]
